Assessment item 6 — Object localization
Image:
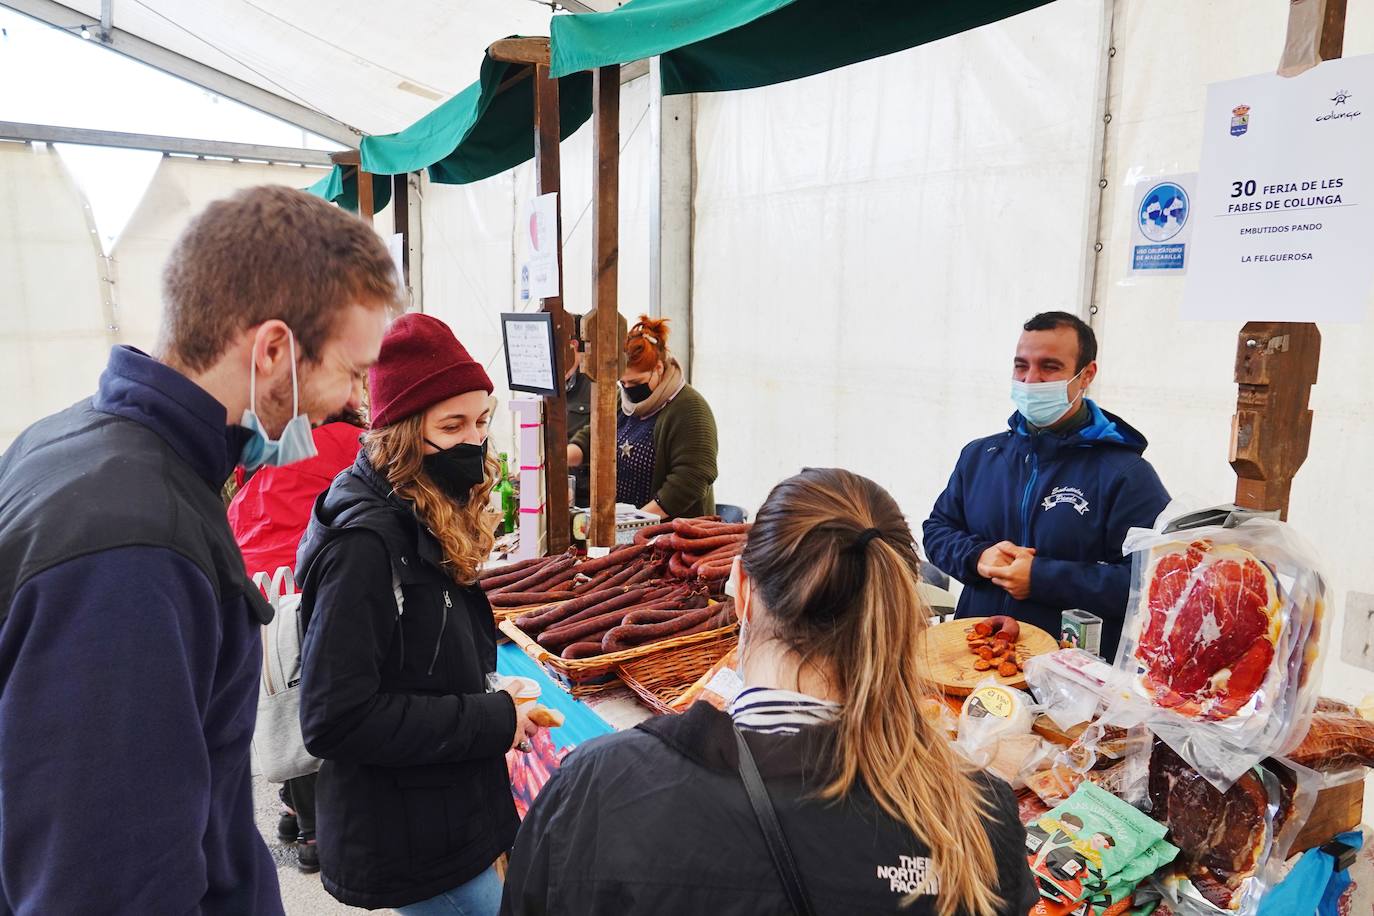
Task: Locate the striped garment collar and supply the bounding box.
[728,686,841,736]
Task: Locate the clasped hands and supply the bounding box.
[977,541,1035,600]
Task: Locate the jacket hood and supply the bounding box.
[296,452,413,582]
[1007,399,1149,456]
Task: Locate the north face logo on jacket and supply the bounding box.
[876,855,940,897]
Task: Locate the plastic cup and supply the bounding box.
[496,674,541,711]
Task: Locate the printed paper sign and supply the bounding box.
[1182,55,1374,321]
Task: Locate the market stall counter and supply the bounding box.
[490,506,1372,915]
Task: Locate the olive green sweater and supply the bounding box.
[572,383,718,518]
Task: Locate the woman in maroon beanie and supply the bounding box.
[295,314,540,915]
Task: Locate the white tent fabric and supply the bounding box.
[49,0,569,135]
[690,0,1107,525]
[0,151,336,449]
[0,141,112,445]
[112,157,335,352]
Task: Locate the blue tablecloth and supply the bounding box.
[497,643,614,751]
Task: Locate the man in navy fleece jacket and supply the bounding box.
[922,312,1169,660]
[0,186,395,914]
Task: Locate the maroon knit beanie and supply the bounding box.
[369,313,493,428]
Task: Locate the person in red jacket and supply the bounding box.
[229,411,365,578]
[228,409,365,874]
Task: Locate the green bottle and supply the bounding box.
[497,452,518,535]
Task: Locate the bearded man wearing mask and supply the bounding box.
[922,311,1169,660]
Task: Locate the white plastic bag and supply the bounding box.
[1025,649,1134,731]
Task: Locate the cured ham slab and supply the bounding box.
[1135,539,1283,720]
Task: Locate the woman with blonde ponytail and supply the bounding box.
[296,314,543,915]
[502,468,1035,916]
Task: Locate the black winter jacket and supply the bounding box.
[297,453,519,909]
[501,702,1036,916]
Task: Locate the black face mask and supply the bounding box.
[623,381,653,404]
[422,439,487,503]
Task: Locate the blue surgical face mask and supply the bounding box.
[1011,368,1085,428]
[238,330,318,471]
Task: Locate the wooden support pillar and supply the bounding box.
[589,66,621,548]
[1230,0,1344,519]
[1230,324,1320,520]
[357,167,375,223]
[534,63,572,554]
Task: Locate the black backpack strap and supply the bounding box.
[733,728,818,916]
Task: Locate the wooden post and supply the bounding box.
[1230,324,1320,520]
[1230,0,1344,520]
[589,66,621,548]
[533,63,572,553]
[357,167,375,223]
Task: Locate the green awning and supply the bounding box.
[360,49,592,185]
[304,165,393,214]
[550,0,1056,94]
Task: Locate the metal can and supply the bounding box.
[1060,609,1103,656]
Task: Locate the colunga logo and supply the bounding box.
[1316,89,1361,123]
[1230,104,1250,137]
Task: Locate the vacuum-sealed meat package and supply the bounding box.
[1112,506,1327,790]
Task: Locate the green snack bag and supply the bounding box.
[1026,783,1170,905]
[1111,837,1178,890]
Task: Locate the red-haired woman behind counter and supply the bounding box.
[567,316,718,519]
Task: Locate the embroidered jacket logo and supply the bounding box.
[876,855,939,896]
[1042,486,1090,516]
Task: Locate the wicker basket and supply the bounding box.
[497,617,739,698]
[489,599,563,623]
[616,634,737,715]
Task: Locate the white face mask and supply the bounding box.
[1011,367,1086,428]
[238,329,318,471]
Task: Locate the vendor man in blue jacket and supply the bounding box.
[922,311,1169,660]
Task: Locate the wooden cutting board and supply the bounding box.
[923,617,1058,696]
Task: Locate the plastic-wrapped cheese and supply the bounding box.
[961,683,1036,738]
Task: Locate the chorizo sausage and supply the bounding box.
[601,604,718,653]
[489,590,576,608]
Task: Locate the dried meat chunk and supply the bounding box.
[1148,743,1271,909]
[1136,540,1283,720]
[1286,713,1374,771]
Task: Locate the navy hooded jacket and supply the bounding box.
[0,348,282,915]
[922,401,1169,660]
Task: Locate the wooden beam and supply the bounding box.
[489,37,551,68]
[589,66,621,548]
[357,167,375,223]
[330,149,361,166]
[1319,0,1348,61]
[1231,0,1344,519]
[534,64,572,554]
[1230,324,1320,520]
[494,66,534,99]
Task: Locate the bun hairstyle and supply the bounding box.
[625,315,670,373]
[740,468,1004,916]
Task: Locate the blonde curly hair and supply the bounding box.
[363,411,499,584]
